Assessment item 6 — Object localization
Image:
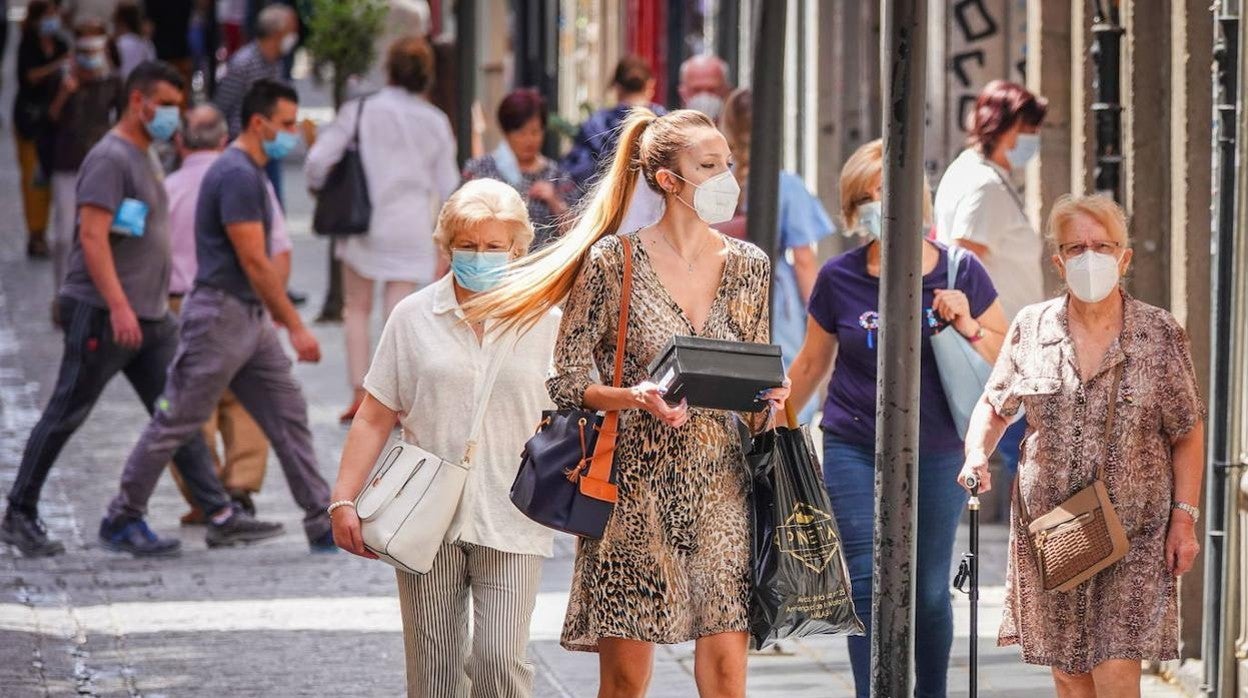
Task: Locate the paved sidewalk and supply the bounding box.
[0,58,1184,698]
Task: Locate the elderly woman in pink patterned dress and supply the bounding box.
[957,194,1205,697]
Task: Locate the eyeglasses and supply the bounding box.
[1058,240,1122,258]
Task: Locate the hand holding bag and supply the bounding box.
[354,333,514,574]
[929,245,995,440]
[1014,364,1130,592]
[312,97,372,236]
[742,403,864,649]
[509,236,634,539]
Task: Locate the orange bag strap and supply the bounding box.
[578,236,634,503]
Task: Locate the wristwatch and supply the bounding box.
[1173,502,1200,524]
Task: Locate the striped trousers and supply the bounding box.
[396,541,543,698]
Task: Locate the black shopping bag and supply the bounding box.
[743,406,864,650]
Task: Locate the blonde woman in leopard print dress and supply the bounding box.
[467,108,789,697]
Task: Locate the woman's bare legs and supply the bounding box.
[1053,659,1142,697]
[1052,667,1097,698]
[598,638,654,698]
[693,631,748,698]
[1090,659,1142,698]
[341,264,375,420]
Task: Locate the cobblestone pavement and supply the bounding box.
[0,62,1182,698]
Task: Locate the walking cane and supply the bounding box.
[953,475,980,697]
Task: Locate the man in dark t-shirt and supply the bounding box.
[1,61,281,559]
[108,79,336,552]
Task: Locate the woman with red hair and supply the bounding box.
[462,88,576,248]
[934,79,1048,488]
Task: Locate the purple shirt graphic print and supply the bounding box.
[807,241,998,454]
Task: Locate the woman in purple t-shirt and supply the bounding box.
[786,139,1008,698]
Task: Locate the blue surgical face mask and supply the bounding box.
[144,104,180,142]
[262,128,300,161]
[852,200,883,239]
[76,52,107,72]
[39,17,62,36]
[1007,133,1040,169]
[451,250,510,292]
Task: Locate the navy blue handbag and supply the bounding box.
[509,237,634,539]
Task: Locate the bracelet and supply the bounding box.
[327,500,356,517]
[1172,501,1200,524]
[964,325,986,343]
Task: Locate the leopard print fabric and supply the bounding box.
[547,230,772,652]
[985,293,1205,675]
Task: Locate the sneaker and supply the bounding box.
[228,490,256,517]
[98,516,181,558]
[308,529,338,554]
[1,508,65,557]
[205,508,284,548]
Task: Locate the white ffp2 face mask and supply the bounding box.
[685,92,725,120]
[667,169,740,225]
[1063,250,1122,303]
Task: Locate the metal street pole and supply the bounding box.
[666,0,689,109]
[873,0,927,695]
[1203,4,1243,694]
[716,0,741,84]
[513,0,560,157]
[1090,0,1124,202]
[745,0,786,267]
[455,0,479,168]
[204,1,219,100]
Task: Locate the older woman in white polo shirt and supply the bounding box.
[329,178,559,697]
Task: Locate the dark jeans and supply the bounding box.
[822,435,968,698]
[108,287,330,539]
[7,297,230,518]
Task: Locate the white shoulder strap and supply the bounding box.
[460,329,520,465]
[946,245,963,290]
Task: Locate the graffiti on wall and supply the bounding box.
[928,0,1028,180]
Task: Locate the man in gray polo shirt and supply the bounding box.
[1,61,282,559]
[106,79,335,552]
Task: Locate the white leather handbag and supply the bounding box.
[354,336,511,575]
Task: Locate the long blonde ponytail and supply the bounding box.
[465,107,717,331]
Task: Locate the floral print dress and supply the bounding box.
[984,292,1205,674]
[461,154,577,248]
[547,231,772,652]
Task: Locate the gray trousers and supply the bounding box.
[397,542,542,698]
[10,297,230,518]
[108,286,331,538]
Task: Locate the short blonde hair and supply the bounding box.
[839,139,932,229]
[1045,193,1130,252]
[433,179,535,255]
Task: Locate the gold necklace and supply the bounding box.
[658,231,709,273]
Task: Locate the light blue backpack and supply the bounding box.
[930,246,994,440]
